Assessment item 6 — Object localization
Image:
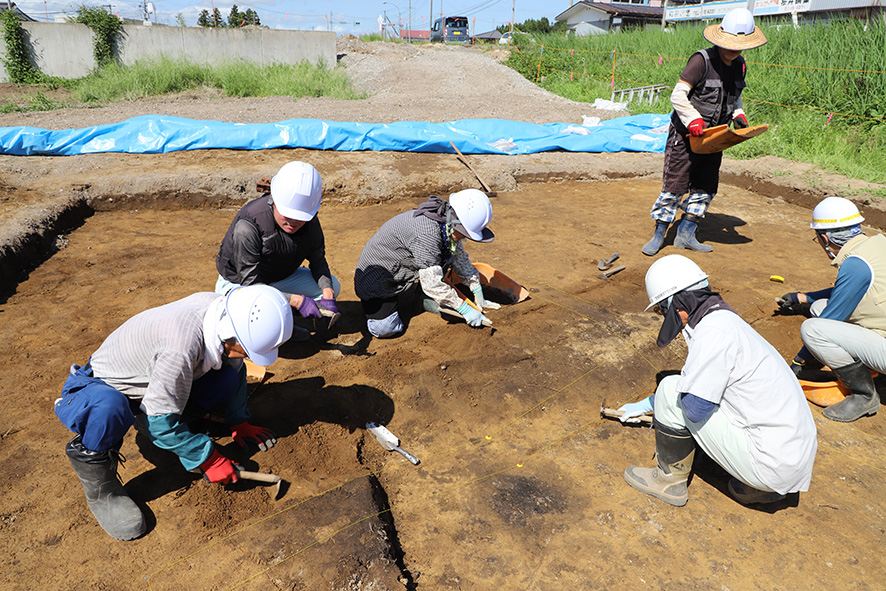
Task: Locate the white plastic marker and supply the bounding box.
[366,422,421,465]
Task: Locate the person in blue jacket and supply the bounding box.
[54,285,292,540]
[778,196,886,422]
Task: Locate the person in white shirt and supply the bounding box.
[618,255,818,507]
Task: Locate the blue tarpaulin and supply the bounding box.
[0,114,670,157]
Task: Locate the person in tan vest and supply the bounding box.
[776,196,886,422]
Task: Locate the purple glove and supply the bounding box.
[318,298,339,315]
[297,296,322,319]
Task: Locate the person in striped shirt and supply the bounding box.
[54,285,292,540]
[354,189,498,338]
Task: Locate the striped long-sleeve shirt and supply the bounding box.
[90,293,221,417]
[354,210,479,308]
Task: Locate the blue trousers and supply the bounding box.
[55,362,243,452]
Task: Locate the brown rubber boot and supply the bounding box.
[624,420,695,506]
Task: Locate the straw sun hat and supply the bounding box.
[703,8,767,51]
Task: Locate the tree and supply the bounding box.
[244,9,260,26]
[196,9,210,27]
[175,13,186,27]
[211,8,224,27]
[497,17,565,35]
[227,4,243,27]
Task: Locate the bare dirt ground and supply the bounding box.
[2,39,886,591]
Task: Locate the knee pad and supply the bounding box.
[367,312,404,338]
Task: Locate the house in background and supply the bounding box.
[665,0,885,26]
[0,2,36,21]
[473,29,503,43]
[400,29,430,42]
[555,1,664,35]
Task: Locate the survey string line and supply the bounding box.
[143,278,730,588]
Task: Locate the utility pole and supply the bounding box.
[408,0,412,43]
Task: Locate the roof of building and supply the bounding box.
[0,2,37,21]
[474,29,503,40]
[556,1,664,21]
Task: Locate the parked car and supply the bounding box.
[498,31,535,45]
[431,16,470,43]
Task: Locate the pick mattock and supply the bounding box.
[237,469,284,500]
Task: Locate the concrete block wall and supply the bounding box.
[0,22,336,81]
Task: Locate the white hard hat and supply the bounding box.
[270,161,323,221]
[810,196,864,230]
[644,254,709,311]
[722,8,755,35]
[224,285,293,366]
[703,8,767,51]
[449,189,494,242]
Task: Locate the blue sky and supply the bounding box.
[17,0,567,34]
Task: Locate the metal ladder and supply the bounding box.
[610,84,670,105]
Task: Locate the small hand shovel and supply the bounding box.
[366,422,421,465]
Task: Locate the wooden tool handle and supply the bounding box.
[237,470,281,484]
[601,407,653,424]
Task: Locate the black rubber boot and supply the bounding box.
[673,214,713,253]
[641,222,669,256]
[624,420,696,506]
[66,435,146,541]
[823,361,880,422]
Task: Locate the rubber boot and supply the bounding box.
[66,435,146,541]
[623,420,695,506]
[422,297,441,315]
[823,361,880,422]
[727,478,785,506]
[641,222,669,256]
[673,214,713,253]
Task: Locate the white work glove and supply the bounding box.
[472,285,501,311]
[458,301,489,328]
[617,397,653,423]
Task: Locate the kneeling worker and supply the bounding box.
[215,161,341,330]
[55,285,293,540]
[354,189,497,338]
[619,255,817,506]
[779,196,885,422]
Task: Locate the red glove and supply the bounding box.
[687,118,706,137]
[733,114,749,129]
[232,421,277,452]
[200,449,239,484]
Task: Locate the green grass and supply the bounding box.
[0,91,65,113]
[505,19,886,184]
[67,56,363,101]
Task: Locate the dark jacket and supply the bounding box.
[216,195,333,290]
[671,47,746,133]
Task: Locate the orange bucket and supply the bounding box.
[798,379,849,407]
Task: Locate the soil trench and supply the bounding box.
[3,177,886,591]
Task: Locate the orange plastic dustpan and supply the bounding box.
[689,123,768,154]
